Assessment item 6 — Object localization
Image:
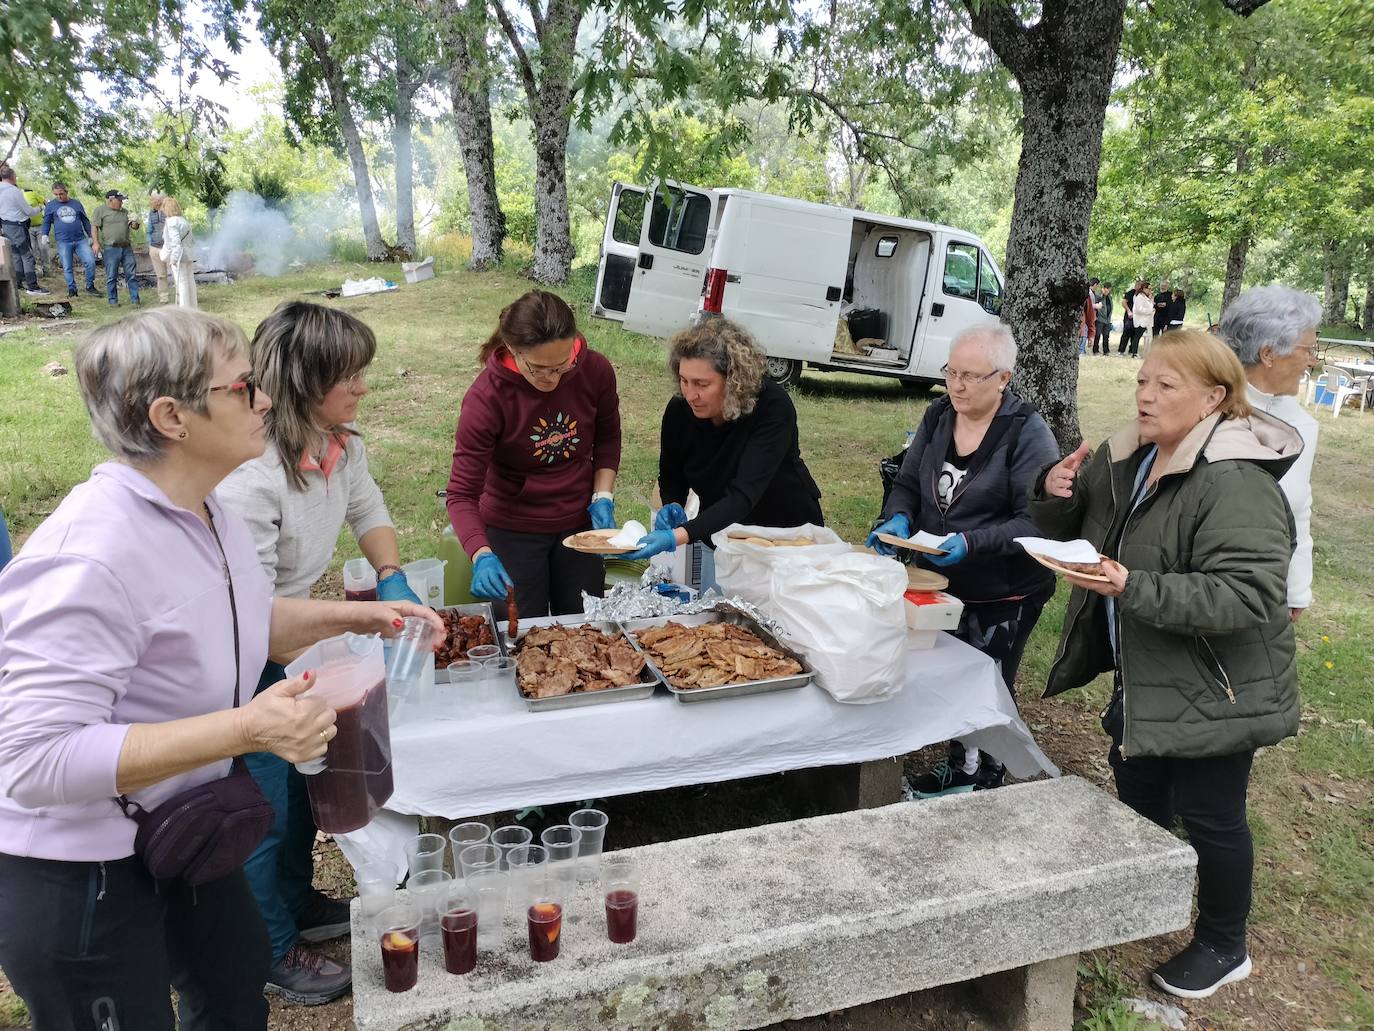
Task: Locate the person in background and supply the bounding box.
[868,324,1059,795]
[158,197,197,308]
[219,301,420,1006]
[41,182,99,298]
[630,317,824,562]
[91,189,142,307]
[1120,279,1138,355]
[1218,284,1321,622]
[1130,282,1155,358]
[1153,277,1172,338]
[448,290,621,616]
[1093,282,1114,355]
[1030,328,1301,1000]
[0,167,47,295]
[0,307,442,1030]
[1167,286,1187,332]
[1078,278,1098,356]
[21,181,49,276]
[146,191,170,304]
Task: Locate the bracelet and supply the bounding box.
[591,491,614,503]
[375,563,403,579]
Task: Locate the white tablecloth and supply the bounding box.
[336,631,1058,874]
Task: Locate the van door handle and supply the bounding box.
[638,253,654,270]
[826,286,842,302]
[931,303,945,317]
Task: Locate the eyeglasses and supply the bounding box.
[339,370,367,391]
[940,365,1002,385]
[208,373,257,408]
[517,352,578,379]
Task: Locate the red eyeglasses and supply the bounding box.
[207,373,257,407]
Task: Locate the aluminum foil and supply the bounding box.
[579,570,783,634]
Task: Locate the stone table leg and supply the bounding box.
[966,953,1078,1031]
[782,757,903,816]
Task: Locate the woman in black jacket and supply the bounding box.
[868,324,1060,796]
[627,318,823,560]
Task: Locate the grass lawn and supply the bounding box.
[0,261,1370,1029]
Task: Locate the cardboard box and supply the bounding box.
[402,256,435,283]
[903,589,964,649]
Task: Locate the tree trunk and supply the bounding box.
[438,0,506,269]
[1222,234,1250,315]
[966,0,1128,450]
[305,28,388,261]
[1322,239,1352,325]
[1362,238,1373,332]
[493,0,581,284]
[392,47,418,259]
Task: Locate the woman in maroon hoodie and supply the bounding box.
[447,291,622,615]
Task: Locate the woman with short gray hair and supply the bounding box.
[1218,285,1321,620]
[626,317,823,560]
[0,307,441,1029]
[868,323,1060,796]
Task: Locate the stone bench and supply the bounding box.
[351,775,1196,1031]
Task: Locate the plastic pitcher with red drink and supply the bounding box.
[343,557,378,602]
[285,632,394,834]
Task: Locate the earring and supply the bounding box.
[179,431,187,439]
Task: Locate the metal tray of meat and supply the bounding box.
[434,603,506,684]
[497,614,662,712]
[618,609,816,703]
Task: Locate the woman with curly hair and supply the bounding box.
[447,290,622,615]
[627,318,823,560]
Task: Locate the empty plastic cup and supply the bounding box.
[467,644,500,663]
[404,833,446,878]
[569,808,609,882]
[540,825,582,895]
[458,843,502,878]
[490,825,533,869]
[448,822,490,869]
[357,862,399,930]
[465,867,509,950]
[407,868,452,947]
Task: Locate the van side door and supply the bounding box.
[909,237,1003,380]
[592,182,647,321]
[622,180,718,339]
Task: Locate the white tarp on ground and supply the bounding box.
[336,630,1057,874]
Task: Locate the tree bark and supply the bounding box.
[392,45,419,259]
[493,0,581,284]
[1322,239,1352,325]
[438,0,506,269]
[1222,234,1250,315]
[966,0,1128,450]
[304,28,388,261]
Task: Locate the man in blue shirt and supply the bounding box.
[40,182,99,298]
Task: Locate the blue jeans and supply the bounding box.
[57,237,96,292]
[104,245,140,303]
[243,662,318,964]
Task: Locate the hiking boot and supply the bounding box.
[1151,939,1252,1000]
[85,286,100,296]
[25,286,50,295]
[973,759,1007,791]
[909,758,978,798]
[296,892,352,944]
[265,943,352,1006]
[67,288,78,298]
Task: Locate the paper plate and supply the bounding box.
[875,532,949,556]
[1026,551,1111,583]
[905,567,949,592]
[562,529,638,555]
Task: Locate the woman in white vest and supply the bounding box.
[158,196,197,308]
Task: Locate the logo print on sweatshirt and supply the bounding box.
[530,412,580,464]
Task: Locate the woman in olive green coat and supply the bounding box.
[1029,328,1302,1002]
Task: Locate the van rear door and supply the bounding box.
[592,182,647,321]
[622,181,718,339]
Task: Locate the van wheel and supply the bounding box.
[765,357,803,388]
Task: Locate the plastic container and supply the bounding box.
[902,589,964,650]
[439,527,478,606]
[344,558,378,602]
[402,558,446,608]
[285,633,394,834]
[402,256,435,283]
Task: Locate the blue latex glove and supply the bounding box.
[654,503,688,532]
[588,498,616,530]
[378,571,423,605]
[926,533,969,567]
[625,529,678,561]
[471,552,514,599]
[865,514,911,556]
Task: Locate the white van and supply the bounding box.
[592,181,1006,387]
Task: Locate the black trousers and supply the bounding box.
[487,523,605,617]
[0,852,270,1031]
[1108,738,1255,955]
[1119,325,1147,356]
[954,588,1054,701]
[1092,322,1112,353]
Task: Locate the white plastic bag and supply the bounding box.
[712,525,909,704]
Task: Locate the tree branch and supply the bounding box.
[490,0,540,107]
[524,0,545,40]
[961,0,1031,79]
[1219,0,1271,14]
